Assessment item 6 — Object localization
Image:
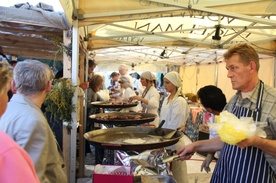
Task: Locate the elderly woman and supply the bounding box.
[160,71,189,183]
[118,76,139,112]
[0,61,40,182]
[129,71,160,127]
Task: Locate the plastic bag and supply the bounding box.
[208,111,267,145]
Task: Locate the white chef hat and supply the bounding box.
[164,71,182,87]
[141,71,154,81]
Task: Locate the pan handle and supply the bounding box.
[158,120,165,128]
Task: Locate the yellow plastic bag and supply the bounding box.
[209,111,267,145]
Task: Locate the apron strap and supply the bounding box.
[232,80,264,122]
[254,80,264,122]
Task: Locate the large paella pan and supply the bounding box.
[89,112,157,126]
[83,126,183,151]
[91,101,138,108]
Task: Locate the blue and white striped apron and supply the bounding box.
[211,81,276,183]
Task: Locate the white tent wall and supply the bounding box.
[180,57,275,101]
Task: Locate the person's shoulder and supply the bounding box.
[87,87,93,93]
[173,96,188,106]
[0,132,19,151]
[150,87,160,94]
[125,87,132,91]
[264,84,276,96]
[0,131,12,141]
[3,103,47,129]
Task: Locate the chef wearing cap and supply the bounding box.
[129,71,160,127]
[160,71,189,183]
[160,71,189,129]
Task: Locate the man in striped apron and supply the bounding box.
[177,43,276,182]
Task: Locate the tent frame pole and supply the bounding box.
[69,19,79,183]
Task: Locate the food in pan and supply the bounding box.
[111,101,129,105]
[107,137,161,145]
[92,101,137,105]
[91,101,139,109]
[123,138,146,144]
[99,101,128,105]
[95,114,143,120]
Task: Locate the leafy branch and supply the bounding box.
[44,78,76,125]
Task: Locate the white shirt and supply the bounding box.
[141,86,160,127]
[121,87,139,112]
[120,74,134,89]
[160,96,189,130]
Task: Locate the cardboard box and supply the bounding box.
[93,164,133,183]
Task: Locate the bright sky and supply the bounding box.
[1,0,64,12]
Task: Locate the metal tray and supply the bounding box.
[91,101,138,108]
[89,112,156,126]
[83,126,183,151]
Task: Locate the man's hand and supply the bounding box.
[236,135,259,149]
[176,143,196,160]
[201,153,214,173]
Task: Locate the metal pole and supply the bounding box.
[274,56,276,88]
[70,19,79,183]
[214,52,218,86]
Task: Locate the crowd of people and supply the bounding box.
[0,43,275,182]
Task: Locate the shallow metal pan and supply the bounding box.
[89,112,156,126]
[83,126,183,151]
[91,101,138,108]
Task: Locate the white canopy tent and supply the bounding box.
[59,0,276,97]
[59,0,276,182]
[0,1,274,182]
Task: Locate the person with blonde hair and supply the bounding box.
[0,61,40,183]
[129,71,160,127]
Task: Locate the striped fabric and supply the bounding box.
[211,81,276,183]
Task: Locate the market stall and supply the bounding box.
[2,1,276,182]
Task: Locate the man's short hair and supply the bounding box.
[13,60,52,96]
[197,85,226,112]
[223,43,260,71]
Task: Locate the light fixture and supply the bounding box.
[159,47,167,59]
[211,25,221,48]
